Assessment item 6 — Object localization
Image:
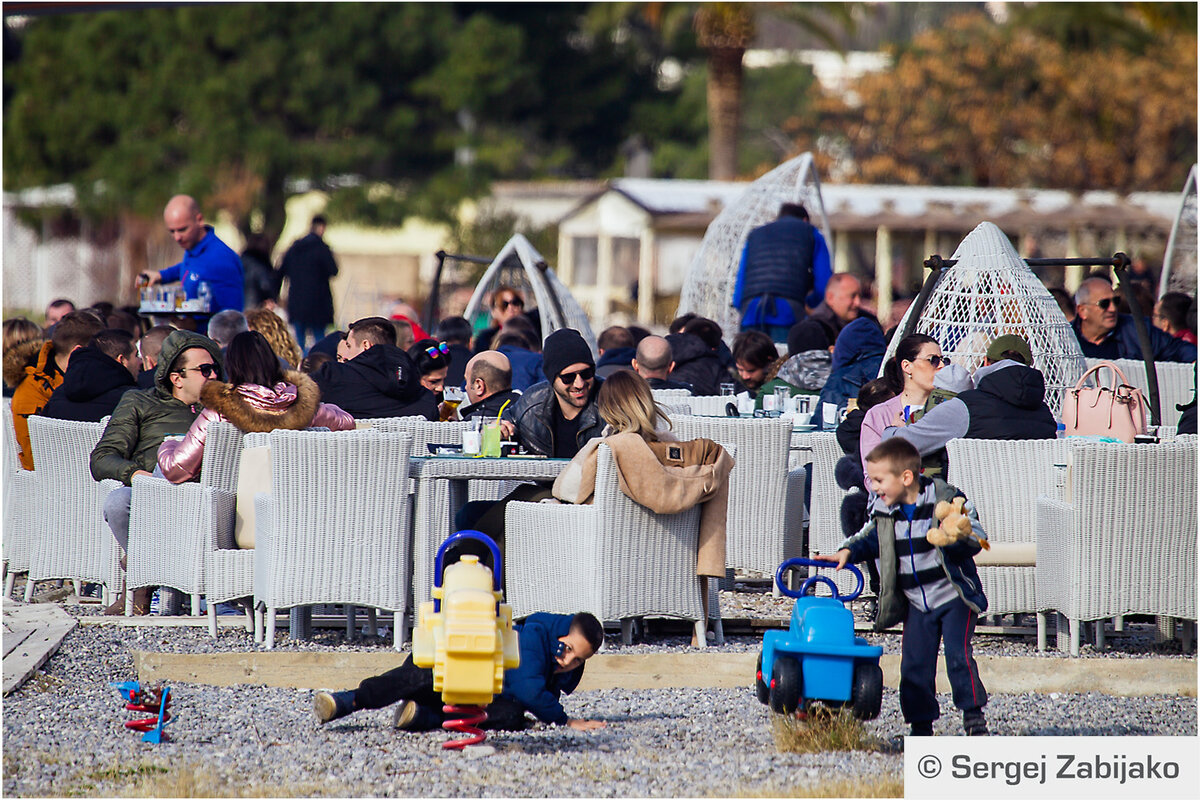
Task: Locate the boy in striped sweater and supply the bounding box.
[818,437,990,737]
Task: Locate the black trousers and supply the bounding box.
[354,655,530,730]
[899,598,988,724]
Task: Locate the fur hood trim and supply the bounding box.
[3,339,50,388]
[200,370,321,433]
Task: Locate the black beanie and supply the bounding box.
[542,328,594,382]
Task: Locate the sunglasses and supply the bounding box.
[424,342,450,358]
[911,355,947,368]
[1089,298,1117,311]
[178,363,218,378]
[557,367,595,385]
[498,298,524,310]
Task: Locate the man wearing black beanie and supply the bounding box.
[504,328,604,458]
[454,328,605,547]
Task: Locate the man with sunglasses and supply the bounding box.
[505,328,604,458]
[881,334,1056,458]
[1071,276,1195,362]
[90,330,224,614]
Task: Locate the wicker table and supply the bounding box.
[408,455,570,609]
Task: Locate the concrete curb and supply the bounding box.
[133,650,1197,697]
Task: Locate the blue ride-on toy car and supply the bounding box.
[755,558,884,719]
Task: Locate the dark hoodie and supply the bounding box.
[311,342,437,420]
[89,330,225,486]
[594,346,635,379]
[666,333,728,396]
[885,360,1057,458]
[40,345,138,422]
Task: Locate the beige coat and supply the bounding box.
[552,431,734,577]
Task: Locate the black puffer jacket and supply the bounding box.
[959,363,1056,440]
[504,379,604,457]
[40,346,138,422]
[666,333,729,396]
[311,343,437,421]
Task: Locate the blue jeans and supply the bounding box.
[293,322,327,355]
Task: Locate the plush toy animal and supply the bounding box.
[928,496,990,549]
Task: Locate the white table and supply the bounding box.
[408,455,570,608]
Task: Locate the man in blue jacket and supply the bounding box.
[1071,277,1196,362]
[138,195,245,325]
[732,203,831,342]
[314,612,607,732]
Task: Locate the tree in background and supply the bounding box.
[793,10,1197,192]
[3,3,663,244]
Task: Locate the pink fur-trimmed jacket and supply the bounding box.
[157,370,354,483]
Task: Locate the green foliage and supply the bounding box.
[448,207,559,283]
[3,3,671,239]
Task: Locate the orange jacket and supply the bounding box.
[12,341,64,469]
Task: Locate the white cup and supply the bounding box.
[462,429,482,456]
[822,402,838,427]
[763,393,777,412]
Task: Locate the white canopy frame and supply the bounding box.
[1158,164,1197,300]
[677,152,834,337]
[884,222,1087,419]
[463,234,598,355]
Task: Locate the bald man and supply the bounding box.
[459,351,522,419]
[1071,276,1195,362]
[632,335,693,393]
[138,195,245,324]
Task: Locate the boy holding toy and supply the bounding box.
[815,437,990,736]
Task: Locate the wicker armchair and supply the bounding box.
[671,416,804,578]
[253,430,415,650]
[3,400,39,597]
[126,420,242,617]
[1035,441,1197,656]
[945,438,1071,628]
[23,417,123,602]
[505,444,709,645]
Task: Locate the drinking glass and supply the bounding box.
[481,422,502,458]
[720,383,735,397]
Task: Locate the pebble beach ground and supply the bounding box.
[3,583,1196,798]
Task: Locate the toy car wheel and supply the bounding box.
[754,653,769,705]
[769,658,802,715]
[851,661,883,720]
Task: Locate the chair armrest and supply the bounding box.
[1034,495,1074,613]
[253,492,274,604]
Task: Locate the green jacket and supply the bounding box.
[89,331,224,486]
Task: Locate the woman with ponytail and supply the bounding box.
[858,333,944,479]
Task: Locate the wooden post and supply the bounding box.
[1064,226,1083,291]
[637,229,655,324]
[596,234,614,323]
[833,230,850,274]
[875,225,893,326]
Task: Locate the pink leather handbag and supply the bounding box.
[1063,361,1148,442]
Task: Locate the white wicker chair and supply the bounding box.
[670,416,804,578]
[945,437,1072,627]
[799,431,859,596]
[685,395,731,416]
[505,444,708,645]
[651,388,692,404]
[23,417,123,602]
[1035,441,1197,656]
[253,429,415,650]
[3,399,39,597]
[126,420,242,617]
[1083,358,1196,428]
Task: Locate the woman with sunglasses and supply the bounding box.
[473,285,527,354]
[157,331,355,483]
[858,333,943,481]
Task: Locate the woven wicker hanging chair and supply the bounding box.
[1158,164,1197,300]
[884,221,1086,418]
[677,152,834,337]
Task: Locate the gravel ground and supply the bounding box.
[3,584,1196,797]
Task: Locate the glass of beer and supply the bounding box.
[440,386,466,421]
